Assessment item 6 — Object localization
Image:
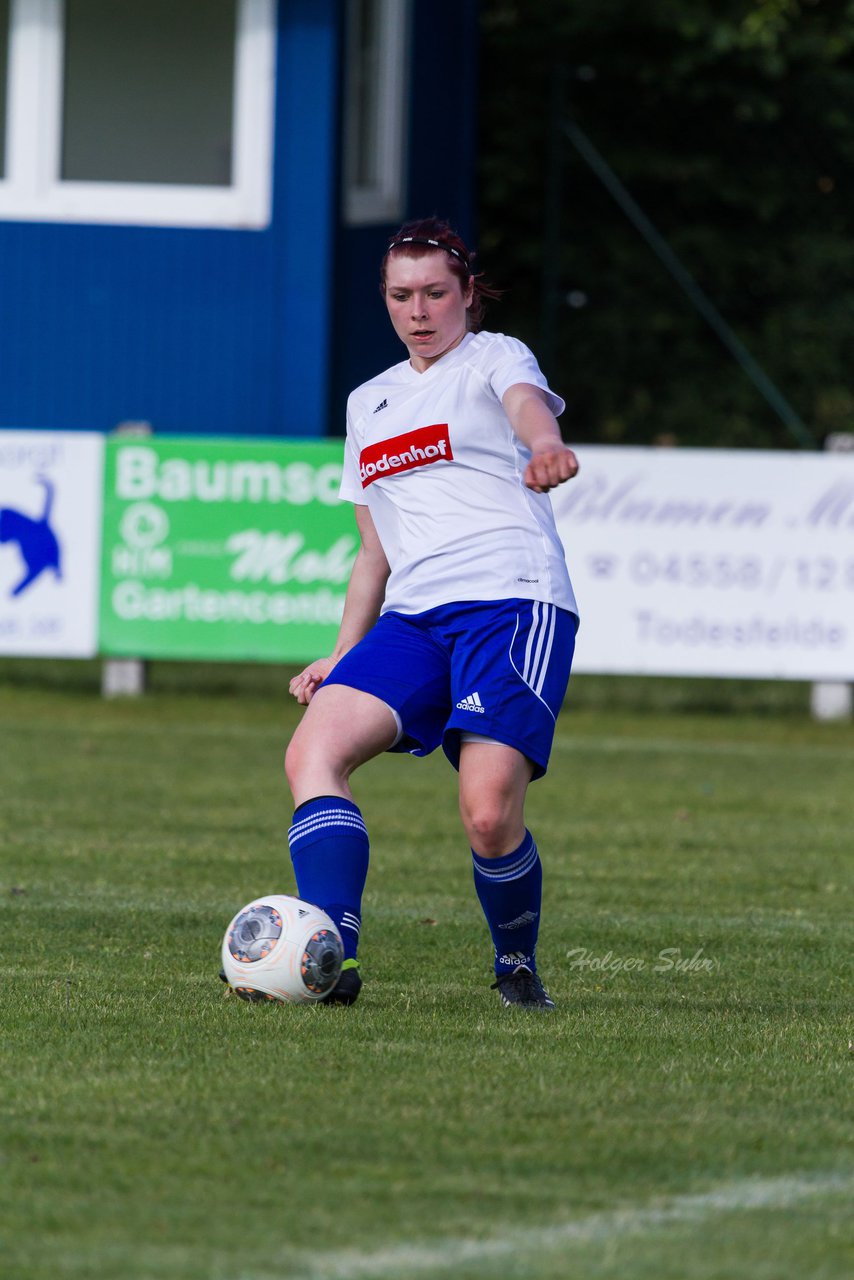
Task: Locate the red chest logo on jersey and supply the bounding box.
[359,423,454,488]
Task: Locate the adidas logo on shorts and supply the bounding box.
[456,691,485,713]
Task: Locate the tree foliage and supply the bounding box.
[478,0,854,447]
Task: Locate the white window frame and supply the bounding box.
[0,0,276,228]
[343,0,410,226]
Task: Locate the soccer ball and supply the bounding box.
[221,895,344,1004]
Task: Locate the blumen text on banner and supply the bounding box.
[551,446,854,680]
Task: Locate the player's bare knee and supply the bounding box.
[284,734,306,791]
[461,799,517,856]
[285,729,325,790]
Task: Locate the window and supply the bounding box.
[342,0,409,225]
[0,0,276,227]
[61,0,237,187]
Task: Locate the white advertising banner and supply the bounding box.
[0,431,104,657]
[551,446,854,680]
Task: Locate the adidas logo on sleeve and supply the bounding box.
[456,691,485,713]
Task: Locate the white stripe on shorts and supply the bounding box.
[510,602,558,718]
[532,603,557,695]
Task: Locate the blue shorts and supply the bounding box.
[321,599,577,780]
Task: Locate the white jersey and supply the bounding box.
[340,330,578,618]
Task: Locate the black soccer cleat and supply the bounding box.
[318,960,362,1006]
[491,965,555,1011]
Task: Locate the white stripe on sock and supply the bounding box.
[289,812,368,846]
[473,837,538,883]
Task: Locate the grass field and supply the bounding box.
[1,660,852,1280]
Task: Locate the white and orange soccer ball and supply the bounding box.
[221,894,344,1004]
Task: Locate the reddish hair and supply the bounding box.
[380,217,501,332]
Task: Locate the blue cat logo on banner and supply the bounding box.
[1,476,63,597]
[0,432,104,656]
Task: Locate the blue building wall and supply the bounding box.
[0,0,339,438]
[0,0,479,440]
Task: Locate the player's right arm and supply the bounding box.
[288,504,390,705]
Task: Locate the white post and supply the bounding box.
[101,421,152,699]
[810,432,853,721]
[101,658,148,698]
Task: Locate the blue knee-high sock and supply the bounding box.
[288,796,369,963]
[472,832,543,975]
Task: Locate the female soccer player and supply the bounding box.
[284,217,579,1009]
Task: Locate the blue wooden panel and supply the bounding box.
[0,221,279,434]
[272,0,339,439]
[0,0,339,438]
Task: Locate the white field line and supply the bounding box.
[278,1171,853,1280]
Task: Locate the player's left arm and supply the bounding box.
[502,382,579,493]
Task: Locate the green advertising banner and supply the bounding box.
[99,437,354,661]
